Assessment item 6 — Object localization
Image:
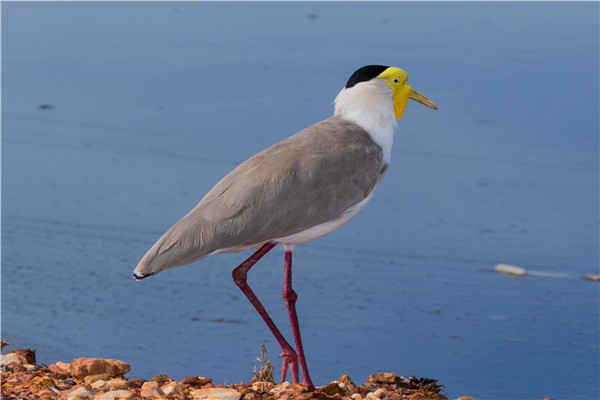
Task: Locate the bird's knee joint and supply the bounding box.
[283,288,298,304]
[232,269,247,287]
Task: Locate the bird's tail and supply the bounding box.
[132,238,175,280]
[132,217,216,280]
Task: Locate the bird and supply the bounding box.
[133,65,437,386]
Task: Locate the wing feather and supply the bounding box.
[133,116,385,277]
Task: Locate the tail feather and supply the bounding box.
[132,271,154,280]
[132,215,219,279]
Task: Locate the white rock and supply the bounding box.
[93,390,133,400]
[269,382,290,395]
[162,381,185,395]
[251,381,274,392]
[494,263,527,277]
[67,387,94,400]
[91,380,109,391]
[0,353,27,366]
[190,388,241,400]
[366,392,380,400]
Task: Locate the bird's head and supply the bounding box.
[338,65,438,121]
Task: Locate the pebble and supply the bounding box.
[68,358,131,379]
[181,376,213,387]
[584,274,600,282]
[66,387,94,400]
[252,381,274,392]
[162,381,186,395]
[6,349,37,364]
[141,381,163,398]
[190,387,242,400]
[319,382,343,396]
[93,390,133,400]
[0,353,28,366]
[366,373,401,385]
[107,379,129,391]
[90,380,109,391]
[85,374,110,385]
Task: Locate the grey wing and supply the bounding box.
[195,117,386,249]
[133,117,385,278]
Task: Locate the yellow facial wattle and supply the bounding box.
[377,66,438,119]
[392,84,412,119]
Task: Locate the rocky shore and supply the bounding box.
[0,344,524,400]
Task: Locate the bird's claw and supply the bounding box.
[279,350,299,384]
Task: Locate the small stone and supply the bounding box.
[251,381,274,392]
[290,383,312,392]
[0,353,28,366]
[32,376,57,388]
[366,373,401,385]
[386,392,402,400]
[141,381,163,398]
[6,348,37,364]
[126,379,146,389]
[107,379,129,391]
[24,363,41,371]
[296,393,332,400]
[151,374,172,382]
[351,394,363,400]
[243,392,263,400]
[85,374,110,385]
[93,390,133,400]
[584,274,600,282]
[66,387,94,400]
[190,388,242,400]
[269,382,290,395]
[90,380,109,391]
[15,372,34,383]
[338,375,355,388]
[365,393,380,400]
[181,376,213,387]
[319,382,343,396]
[34,387,58,397]
[69,358,130,379]
[373,388,387,398]
[454,397,476,400]
[56,361,72,373]
[162,381,185,395]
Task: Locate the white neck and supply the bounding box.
[333,79,398,163]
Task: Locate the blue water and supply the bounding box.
[2,3,598,399]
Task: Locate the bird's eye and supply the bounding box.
[391,77,401,85]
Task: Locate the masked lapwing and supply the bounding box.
[133,65,437,386]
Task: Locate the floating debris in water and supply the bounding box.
[494,263,528,277]
[583,274,600,282]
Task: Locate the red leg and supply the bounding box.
[282,247,314,386]
[232,242,299,384]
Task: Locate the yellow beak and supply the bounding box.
[394,85,438,119]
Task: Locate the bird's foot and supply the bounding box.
[279,348,299,384]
